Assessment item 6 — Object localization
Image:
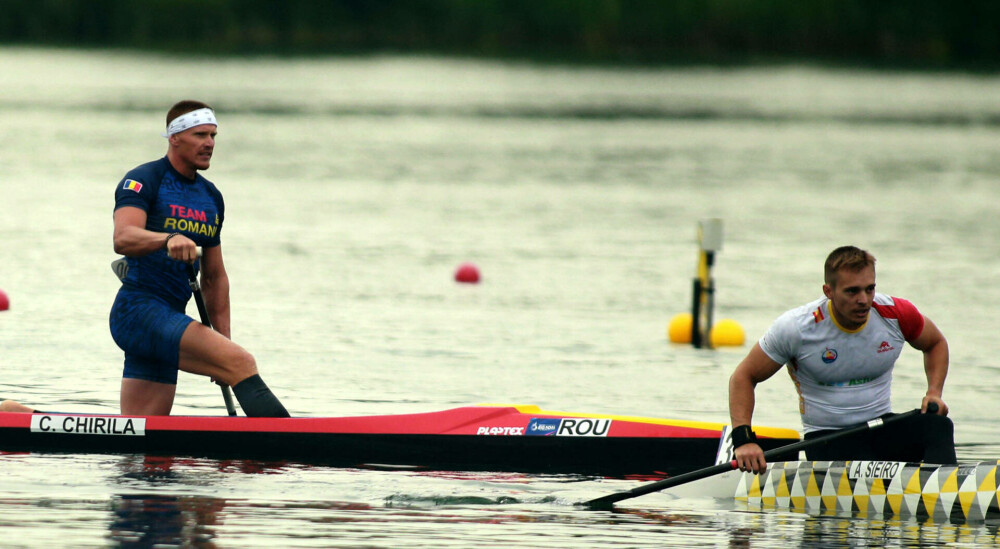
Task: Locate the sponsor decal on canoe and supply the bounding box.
[30,415,146,436]
[475,426,525,435]
[475,418,613,437]
[526,417,611,437]
[847,460,900,480]
[526,418,560,436]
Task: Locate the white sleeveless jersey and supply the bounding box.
[759,293,924,433]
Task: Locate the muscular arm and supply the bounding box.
[114,205,200,262]
[908,315,949,415]
[113,207,169,256]
[729,343,785,473]
[200,245,231,339]
[730,343,785,426]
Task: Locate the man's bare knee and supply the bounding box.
[223,349,258,385]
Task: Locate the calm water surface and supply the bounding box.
[3,47,1000,547]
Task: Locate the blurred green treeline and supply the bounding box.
[2,0,997,69]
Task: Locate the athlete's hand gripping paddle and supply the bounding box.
[581,404,936,509]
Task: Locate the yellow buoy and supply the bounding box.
[667,313,693,343]
[710,318,746,347]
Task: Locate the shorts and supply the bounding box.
[109,287,195,384]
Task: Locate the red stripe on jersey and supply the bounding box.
[872,296,924,341]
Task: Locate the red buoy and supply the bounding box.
[454,263,480,284]
[0,288,8,311]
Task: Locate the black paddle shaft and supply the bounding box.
[186,264,213,329]
[582,404,937,509]
[185,262,239,417]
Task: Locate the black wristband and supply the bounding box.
[731,424,758,448]
[164,232,181,249]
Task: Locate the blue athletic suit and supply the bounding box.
[110,156,224,384]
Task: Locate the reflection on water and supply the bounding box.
[110,456,225,548]
[115,454,299,484]
[614,506,1000,548]
[109,494,222,548]
[795,514,1000,548]
[3,450,1000,548]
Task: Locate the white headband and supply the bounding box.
[162,108,218,137]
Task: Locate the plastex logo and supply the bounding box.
[821,348,838,363]
[476,426,525,436]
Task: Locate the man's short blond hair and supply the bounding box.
[824,246,876,287]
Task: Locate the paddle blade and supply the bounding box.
[583,496,620,511]
[579,460,737,510]
[111,257,128,281]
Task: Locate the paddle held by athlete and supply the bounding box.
[728,245,955,473]
[109,100,289,417]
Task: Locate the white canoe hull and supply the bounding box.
[672,460,1000,522]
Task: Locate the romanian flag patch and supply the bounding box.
[122,179,143,193]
